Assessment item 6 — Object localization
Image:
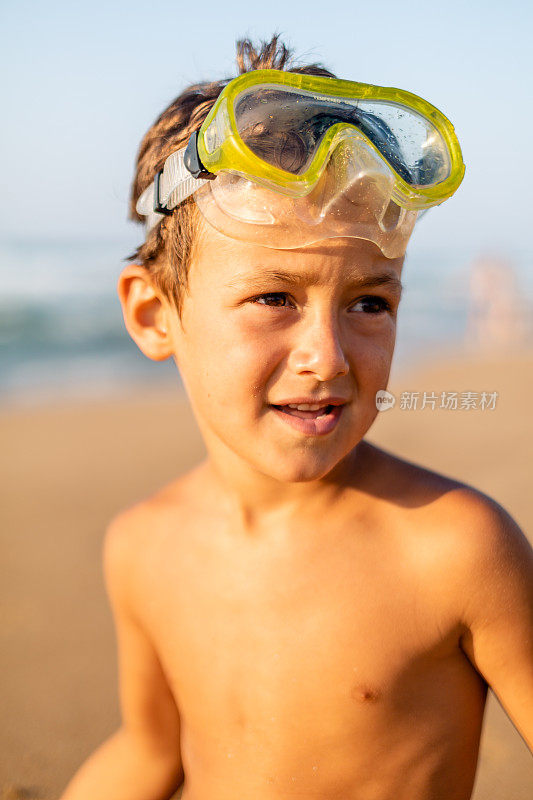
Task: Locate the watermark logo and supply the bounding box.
[375,389,498,411]
[375,389,396,411]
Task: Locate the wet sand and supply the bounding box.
[1,349,532,799]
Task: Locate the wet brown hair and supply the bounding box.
[125,33,336,318]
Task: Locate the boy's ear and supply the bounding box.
[116,264,174,362]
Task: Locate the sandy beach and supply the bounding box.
[1,348,532,799]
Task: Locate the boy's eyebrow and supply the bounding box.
[225,268,403,295]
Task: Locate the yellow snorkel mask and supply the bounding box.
[136,70,465,257]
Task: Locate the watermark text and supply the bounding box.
[376,390,498,412]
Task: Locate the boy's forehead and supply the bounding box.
[194,219,404,289]
[226,260,403,295]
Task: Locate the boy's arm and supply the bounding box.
[455,490,533,751]
[60,510,184,799]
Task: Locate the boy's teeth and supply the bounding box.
[279,403,332,419]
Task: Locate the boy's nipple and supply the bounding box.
[350,682,382,703]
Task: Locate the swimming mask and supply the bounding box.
[136,69,465,257]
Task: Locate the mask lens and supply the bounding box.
[234,86,451,188]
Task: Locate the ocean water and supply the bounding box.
[1,236,531,407]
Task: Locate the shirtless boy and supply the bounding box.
[60,36,533,800]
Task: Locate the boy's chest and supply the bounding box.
[135,515,476,740]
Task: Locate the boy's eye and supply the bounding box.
[351,296,392,314]
[250,292,292,307]
[249,293,392,313]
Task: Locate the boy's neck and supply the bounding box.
[200,440,372,536]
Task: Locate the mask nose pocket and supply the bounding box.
[378,200,406,232]
[300,133,395,227]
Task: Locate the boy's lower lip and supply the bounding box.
[269,403,344,435]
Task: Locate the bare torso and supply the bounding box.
[128,441,488,800]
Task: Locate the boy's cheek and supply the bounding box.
[354,341,395,394]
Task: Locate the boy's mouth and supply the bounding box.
[270,403,335,419]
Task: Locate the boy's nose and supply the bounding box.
[288,312,349,382]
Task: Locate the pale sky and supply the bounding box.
[1,0,531,257]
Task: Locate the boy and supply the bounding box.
[60,35,533,800]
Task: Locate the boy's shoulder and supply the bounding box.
[364,439,497,507]
[364,438,519,529]
[363,442,532,650]
[363,440,529,589]
[102,465,205,597]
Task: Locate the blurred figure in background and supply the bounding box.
[466,255,531,353]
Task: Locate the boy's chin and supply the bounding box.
[258,449,351,484]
